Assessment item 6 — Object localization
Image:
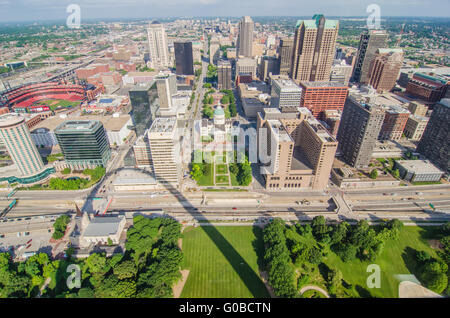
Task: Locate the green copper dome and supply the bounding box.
[214,106,225,116]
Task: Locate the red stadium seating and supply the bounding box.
[2,82,86,110]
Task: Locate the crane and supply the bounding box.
[395,23,406,47]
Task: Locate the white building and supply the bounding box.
[147,21,170,69]
[270,78,302,111]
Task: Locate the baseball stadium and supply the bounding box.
[0,81,101,113]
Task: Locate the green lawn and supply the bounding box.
[215,175,229,184]
[230,172,240,186]
[38,99,81,110]
[181,226,270,298]
[216,164,227,174]
[196,163,214,186]
[322,226,440,298]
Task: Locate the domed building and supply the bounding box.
[200,102,235,149]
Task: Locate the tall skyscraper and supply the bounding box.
[218,60,232,90]
[147,21,170,69]
[237,16,254,58]
[417,99,450,175]
[174,42,194,75]
[337,93,385,168]
[278,37,294,76]
[55,120,111,169]
[156,74,176,110]
[368,48,404,92]
[148,117,181,187]
[129,81,159,137]
[352,30,389,84]
[0,113,44,176]
[209,37,220,65]
[290,14,339,83]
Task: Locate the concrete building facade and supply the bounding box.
[237,16,254,58]
[290,15,339,83]
[417,99,450,175]
[147,21,170,69]
[337,94,385,168]
[0,113,45,176]
[352,30,389,83]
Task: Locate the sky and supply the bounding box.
[0,0,449,22]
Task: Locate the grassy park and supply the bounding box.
[321,226,441,298]
[180,226,270,298]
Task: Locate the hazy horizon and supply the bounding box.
[0,0,449,23]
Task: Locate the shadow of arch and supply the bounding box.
[81,164,269,298]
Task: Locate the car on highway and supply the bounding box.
[232,207,237,210]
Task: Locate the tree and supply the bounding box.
[369,169,378,179]
[331,222,349,245]
[220,95,230,104]
[61,168,71,175]
[327,269,343,295]
[392,168,400,178]
[190,163,204,181]
[113,260,137,280]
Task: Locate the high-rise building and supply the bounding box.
[209,37,220,65]
[417,99,450,175]
[270,78,302,112]
[299,81,348,119]
[174,42,194,76]
[55,120,111,169]
[290,15,339,83]
[257,107,337,191]
[0,113,44,176]
[236,58,257,78]
[258,56,280,82]
[133,135,152,167]
[278,37,294,76]
[156,75,175,110]
[147,117,181,187]
[218,60,232,90]
[368,48,404,92]
[352,30,389,83]
[129,82,159,137]
[337,93,385,168]
[330,59,352,86]
[237,16,254,58]
[147,21,170,69]
[378,105,410,141]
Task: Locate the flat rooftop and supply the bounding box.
[396,160,444,174]
[149,117,177,133]
[0,113,25,127]
[267,119,293,143]
[300,81,347,88]
[83,216,124,237]
[273,78,302,92]
[32,114,131,132]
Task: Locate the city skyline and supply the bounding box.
[1,0,450,22]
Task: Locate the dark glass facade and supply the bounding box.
[128,81,159,137]
[55,120,111,168]
[174,42,194,76]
